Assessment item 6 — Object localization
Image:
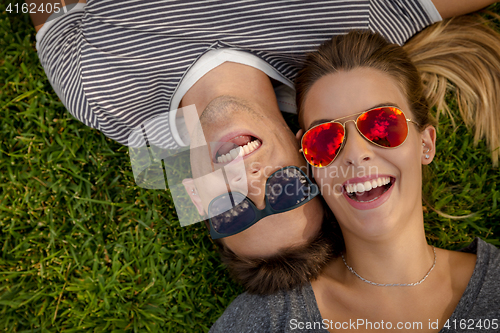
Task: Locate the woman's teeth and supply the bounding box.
[345,176,391,194]
[217,139,261,163]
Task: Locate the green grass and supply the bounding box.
[0,3,243,332]
[1,2,499,332]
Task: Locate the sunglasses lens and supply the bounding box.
[357,107,408,147]
[267,168,312,211]
[209,192,256,235]
[302,122,345,167]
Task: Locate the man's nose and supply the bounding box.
[244,166,275,210]
[222,159,268,209]
[244,164,287,210]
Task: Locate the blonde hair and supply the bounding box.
[404,13,500,166]
[295,31,432,133]
[296,14,500,166]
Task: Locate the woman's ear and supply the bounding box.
[421,125,436,165]
[296,129,304,142]
[182,178,206,216]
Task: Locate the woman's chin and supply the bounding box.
[330,197,403,239]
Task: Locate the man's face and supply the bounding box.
[189,95,324,258]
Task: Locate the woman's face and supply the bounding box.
[301,67,435,241]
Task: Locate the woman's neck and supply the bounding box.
[331,218,433,286]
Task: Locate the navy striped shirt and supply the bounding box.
[37,0,440,149]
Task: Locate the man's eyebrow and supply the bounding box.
[306,102,401,130]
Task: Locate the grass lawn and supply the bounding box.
[1,2,499,332]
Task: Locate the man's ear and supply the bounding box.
[296,129,304,142]
[182,178,205,216]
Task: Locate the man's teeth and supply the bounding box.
[345,177,391,194]
[217,139,261,163]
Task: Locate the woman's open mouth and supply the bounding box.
[215,135,262,163]
[344,176,394,203]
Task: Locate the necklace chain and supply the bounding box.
[341,247,436,287]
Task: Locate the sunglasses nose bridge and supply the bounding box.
[340,119,357,138]
[338,121,374,165]
[250,189,267,210]
[342,119,356,126]
[243,174,267,210]
[342,120,358,137]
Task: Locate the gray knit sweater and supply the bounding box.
[210,238,500,332]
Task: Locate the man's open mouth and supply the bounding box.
[215,135,262,163]
[344,176,395,203]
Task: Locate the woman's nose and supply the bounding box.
[339,121,374,166]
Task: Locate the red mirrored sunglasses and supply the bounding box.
[300,106,419,168]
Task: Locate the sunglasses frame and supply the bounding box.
[208,166,319,239]
[300,106,419,168]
